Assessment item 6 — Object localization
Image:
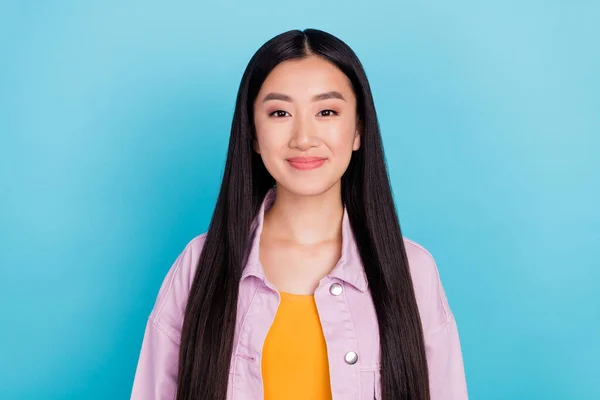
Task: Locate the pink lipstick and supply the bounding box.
[287,156,326,170]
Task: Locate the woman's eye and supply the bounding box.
[268,109,338,118]
[269,110,289,118]
[319,109,338,117]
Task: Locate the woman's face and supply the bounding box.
[253,55,361,197]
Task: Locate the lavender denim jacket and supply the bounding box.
[131,189,468,399]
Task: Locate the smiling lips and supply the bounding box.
[287,156,327,170]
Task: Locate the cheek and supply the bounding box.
[256,129,287,154]
[324,120,357,155]
[254,118,284,152]
[254,126,290,177]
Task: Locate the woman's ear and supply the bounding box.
[253,138,261,154]
[353,120,362,151]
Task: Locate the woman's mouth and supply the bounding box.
[286,156,327,170]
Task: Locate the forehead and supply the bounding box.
[258,56,354,100]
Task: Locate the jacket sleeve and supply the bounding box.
[130,319,180,399]
[423,250,468,400]
[130,234,207,400]
[405,238,469,399]
[425,314,469,400]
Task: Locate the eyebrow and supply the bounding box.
[261,91,346,103]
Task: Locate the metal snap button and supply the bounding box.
[344,351,358,365]
[329,283,343,296]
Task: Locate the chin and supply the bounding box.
[276,178,340,198]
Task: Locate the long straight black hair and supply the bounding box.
[176,28,430,400]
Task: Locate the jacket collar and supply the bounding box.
[241,188,368,292]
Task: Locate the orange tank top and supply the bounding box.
[261,291,333,400]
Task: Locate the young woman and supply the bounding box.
[131,29,468,400]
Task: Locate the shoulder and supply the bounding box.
[402,236,454,336]
[148,232,208,343]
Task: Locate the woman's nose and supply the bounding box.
[289,118,318,150]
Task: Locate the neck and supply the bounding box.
[263,183,344,245]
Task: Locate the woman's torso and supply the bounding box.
[131,194,467,399]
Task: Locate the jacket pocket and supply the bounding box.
[359,366,382,400]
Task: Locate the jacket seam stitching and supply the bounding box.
[340,281,363,394]
[154,235,205,322]
[233,285,260,359]
[230,284,260,396]
[149,316,180,345]
[425,313,455,339]
[404,237,452,321]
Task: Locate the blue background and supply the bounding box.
[1,1,598,399]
